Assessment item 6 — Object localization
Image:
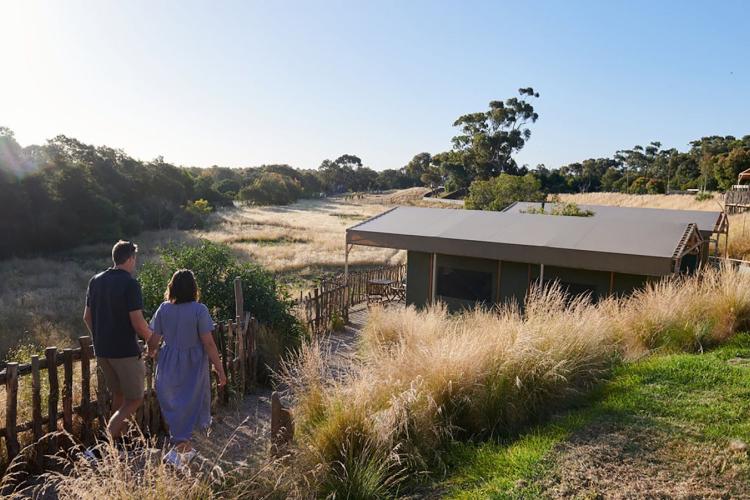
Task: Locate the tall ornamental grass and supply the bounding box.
[276,265,750,497]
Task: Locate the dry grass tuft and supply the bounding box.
[273,265,750,496]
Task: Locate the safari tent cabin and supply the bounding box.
[345,205,724,311]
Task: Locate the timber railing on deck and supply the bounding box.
[0,277,259,472]
[296,263,406,335]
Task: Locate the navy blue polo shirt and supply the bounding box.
[86,268,144,358]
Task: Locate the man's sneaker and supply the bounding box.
[163,448,197,472]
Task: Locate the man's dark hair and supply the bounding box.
[165,269,200,304]
[112,240,138,266]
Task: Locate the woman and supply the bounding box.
[150,269,227,468]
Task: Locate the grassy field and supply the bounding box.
[441,333,750,498]
[0,191,426,358]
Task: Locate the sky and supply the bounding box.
[1,0,748,171]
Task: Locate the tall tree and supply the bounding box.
[437,87,540,189]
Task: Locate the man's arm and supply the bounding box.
[129,310,154,342]
[83,305,93,334]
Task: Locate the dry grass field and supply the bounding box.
[0,191,432,358]
[3,188,749,359]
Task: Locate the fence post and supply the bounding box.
[219,323,229,404]
[271,391,293,456]
[78,337,92,444]
[46,347,59,454]
[31,355,44,467]
[314,288,320,334]
[63,349,74,433]
[235,280,247,394]
[5,362,20,461]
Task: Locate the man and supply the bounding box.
[83,240,159,441]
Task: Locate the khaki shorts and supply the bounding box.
[97,356,145,401]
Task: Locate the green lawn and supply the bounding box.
[439,334,750,498]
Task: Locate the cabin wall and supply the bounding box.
[406,250,431,307]
[405,252,660,311]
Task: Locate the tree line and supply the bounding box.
[2,87,748,257]
[0,128,419,259]
[402,88,750,202]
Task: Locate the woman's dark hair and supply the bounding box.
[165,269,200,304]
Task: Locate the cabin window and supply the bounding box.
[436,266,493,303]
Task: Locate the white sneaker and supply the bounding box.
[82,447,100,464]
[163,448,197,472]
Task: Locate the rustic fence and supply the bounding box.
[297,263,406,335]
[0,278,259,472]
[725,188,750,213]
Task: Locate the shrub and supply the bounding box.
[465,173,544,211]
[522,202,594,217]
[238,172,303,206]
[138,240,304,378]
[175,199,213,229]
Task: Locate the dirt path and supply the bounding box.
[193,304,373,469]
[192,388,274,468]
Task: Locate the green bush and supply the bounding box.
[238,172,303,205]
[522,202,594,217]
[138,240,304,379]
[465,173,545,211]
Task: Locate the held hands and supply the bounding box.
[146,333,161,359]
[214,367,227,388]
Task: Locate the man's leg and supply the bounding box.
[107,397,143,438]
[105,357,146,439]
[111,391,124,412]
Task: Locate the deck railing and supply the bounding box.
[296,264,406,335]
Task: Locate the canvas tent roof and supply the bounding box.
[504,202,723,238]
[346,206,707,276]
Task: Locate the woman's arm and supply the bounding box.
[199,332,227,387]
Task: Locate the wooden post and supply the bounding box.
[234,277,244,324]
[78,337,92,444]
[226,320,235,390]
[63,349,74,433]
[46,347,59,453]
[314,288,320,334]
[249,317,258,385]
[31,355,44,467]
[271,391,293,455]
[5,362,20,461]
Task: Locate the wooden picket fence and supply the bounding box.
[297,264,406,335]
[0,278,259,472]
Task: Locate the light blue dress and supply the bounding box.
[150,301,214,443]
